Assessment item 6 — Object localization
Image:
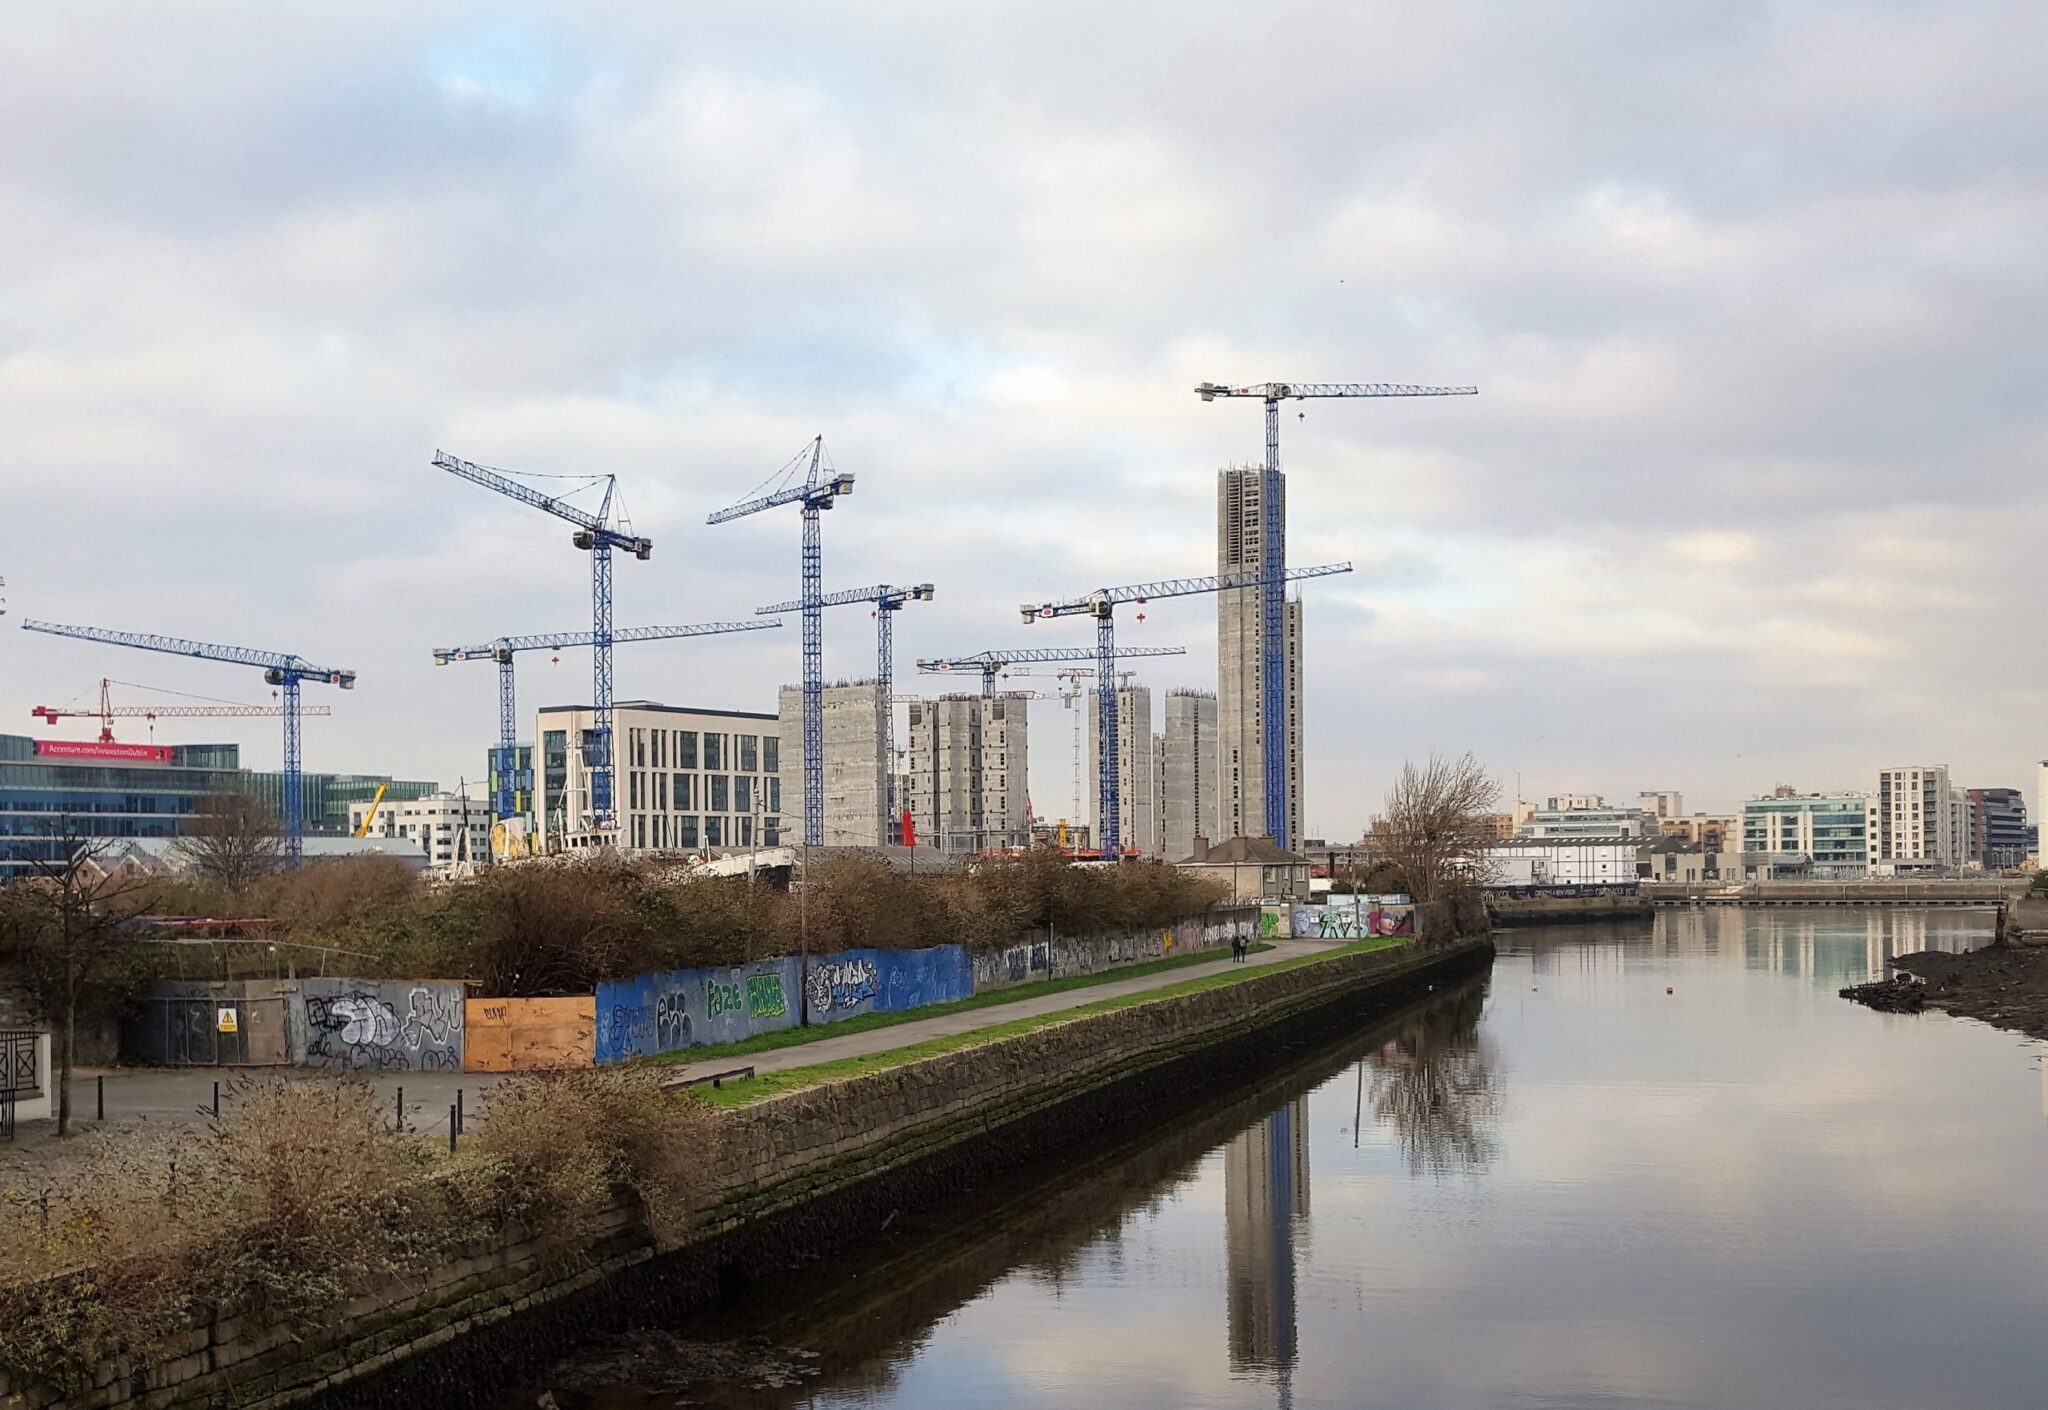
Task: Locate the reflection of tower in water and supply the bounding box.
[1225,1096,1309,1383]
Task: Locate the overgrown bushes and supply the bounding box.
[0,1070,712,1391]
[127,849,1228,994]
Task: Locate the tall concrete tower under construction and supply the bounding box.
[1216,466,1302,845]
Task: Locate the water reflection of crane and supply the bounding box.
[1225,1097,1309,1407]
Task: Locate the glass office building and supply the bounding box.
[0,733,243,878]
[1741,792,1869,877]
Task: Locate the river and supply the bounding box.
[513,909,2048,1410]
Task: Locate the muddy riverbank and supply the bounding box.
[1840,943,2048,1040]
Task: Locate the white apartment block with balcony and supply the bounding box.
[535,701,782,854]
[348,791,492,868]
[1867,765,1967,872]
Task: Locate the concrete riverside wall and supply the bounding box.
[972,904,1257,992]
[0,937,1491,1410]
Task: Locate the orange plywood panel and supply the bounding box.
[463,996,595,1071]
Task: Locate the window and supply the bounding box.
[633,816,646,848]
[711,776,729,812]
[655,773,667,810]
[652,730,665,770]
[705,733,725,770]
[735,776,752,813]
[767,777,782,812]
[738,817,753,846]
[678,816,698,848]
[678,731,697,768]
[764,736,779,773]
[631,729,646,768]
[676,773,696,810]
[740,735,758,772]
[705,816,723,847]
[764,817,780,845]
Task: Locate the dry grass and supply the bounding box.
[0,1070,713,1392]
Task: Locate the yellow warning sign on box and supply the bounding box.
[216,1008,239,1034]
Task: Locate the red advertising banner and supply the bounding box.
[35,740,175,763]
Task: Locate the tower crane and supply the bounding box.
[915,645,1186,698]
[756,582,933,842]
[31,679,330,743]
[20,620,355,861]
[1194,380,1475,849]
[1020,562,1352,857]
[432,451,652,835]
[707,437,855,848]
[433,619,782,825]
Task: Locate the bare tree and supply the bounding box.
[170,791,283,891]
[1376,752,1499,903]
[0,822,163,1134]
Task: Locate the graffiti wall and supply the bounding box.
[805,946,974,1025]
[1289,904,1415,939]
[973,908,1255,993]
[297,979,466,1072]
[595,957,802,1064]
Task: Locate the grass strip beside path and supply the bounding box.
[694,937,1407,1109]
[649,944,1276,1066]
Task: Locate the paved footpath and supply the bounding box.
[661,936,1336,1085]
[1,938,1344,1169]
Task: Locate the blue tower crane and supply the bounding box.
[707,437,855,848]
[432,451,652,835]
[1021,563,1352,858]
[755,582,933,841]
[20,619,355,861]
[433,619,783,825]
[915,645,1187,699]
[1194,381,1475,849]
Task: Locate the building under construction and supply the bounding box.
[1217,466,1303,846]
[905,693,1030,852]
[778,681,888,848]
[1086,682,1158,858]
[1161,688,1220,862]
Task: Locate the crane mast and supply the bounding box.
[1194,380,1475,849]
[434,619,781,826]
[433,451,651,839]
[1021,562,1351,857]
[708,437,856,848]
[20,620,354,861]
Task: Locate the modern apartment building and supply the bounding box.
[348,791,492,869]
[1518,796,1655,839]
[1160,688,1220,862]
[1637,790,1684,820]
[1086,684,1158,857]
[1868,765,1966,871]
[535,701,781,853]
[1659,813,1739,852]
[1217,466,1304,845]
[1966,787,2031,869]
[778,682,888,848]
[1741,790,1869,877]
[485,744,533,823]
[904,693,1031,852]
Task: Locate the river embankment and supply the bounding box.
[1841,944,2048,1040]
[0,934,1492,1410]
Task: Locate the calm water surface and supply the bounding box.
[582,910,2048,1410]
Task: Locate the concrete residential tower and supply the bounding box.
[1161,688,1220,861]
[778,682,887,848]
[904,693,1030,852]
[1087,683,1158,857]
[1217,466,1303,845]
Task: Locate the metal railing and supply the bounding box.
[0,1030,41,1142]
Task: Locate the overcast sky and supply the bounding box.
[3,2,2044,836]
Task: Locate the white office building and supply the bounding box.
[1518,795,1655,839]
[1485,837,1643,888]
[347,791,492,869]
[535,700,782,854]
